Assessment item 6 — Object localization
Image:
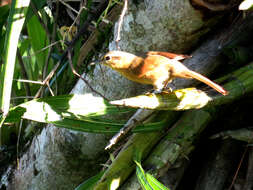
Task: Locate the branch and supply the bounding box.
[115,0,128,49]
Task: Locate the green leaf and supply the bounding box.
[134,149,171,190]
[110,88,212,111]
[75,171,104,190]
[134,149,152,190]
[4,94,169,133]
[0,0,31,116]
[5,94,127,133]
[26,0,46,21]
[146,173,170,190]
[0,5,9,31]
[27,14,48,69]
[18,36,40,82]
[135,162,153,190]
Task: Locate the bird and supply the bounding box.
[101,50,228,95]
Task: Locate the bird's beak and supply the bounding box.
[89,60,100,66]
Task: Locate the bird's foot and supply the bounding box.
[145,87,173,95]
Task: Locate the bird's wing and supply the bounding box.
[146,51,191,61]
[137,55,169,78]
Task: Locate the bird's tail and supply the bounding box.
[183,70,228,96]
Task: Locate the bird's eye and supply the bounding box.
[105,56,111,61]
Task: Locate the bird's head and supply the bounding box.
[101,51,138,69]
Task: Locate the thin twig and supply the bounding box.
[15,79,44,85]
[34,62,60,98]
[67,4,88,40]
[41,0,109,99]
[69,6,87,29]
[16,119,23,170]
[115,0,128,50]
[105,109,155,150]
[77,3,122,65]
[23,41,61,59]
[103,143,125,170]
[67,0,108,49]
[46,81,55,96]
[243,147,253,190]
[67,50,109,101]
[42,44,54,90]
[228,146,248,190]
[34,1,60,98]
[42,0,59,86]
[78,0,87,25]
[59,0,79,14]
[11,96,35,100]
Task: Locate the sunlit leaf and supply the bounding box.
[134,149,171,190]
[110,88,212,111]
[146,173,170,190]
[136,162,153,190]
[5,94,169,133]
[75,171,104,190]
[239,0,253,10]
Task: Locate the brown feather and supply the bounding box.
[181,70,228,95]
[147,51,191,60]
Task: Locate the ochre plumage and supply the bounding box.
[101,51,228,95]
